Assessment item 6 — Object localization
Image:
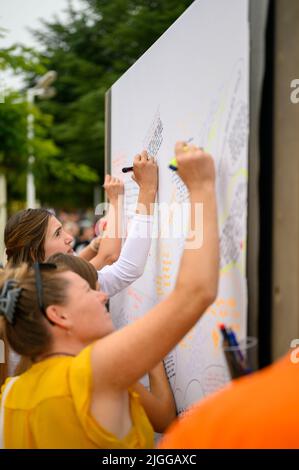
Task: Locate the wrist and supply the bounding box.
[139,187,157,197]
[188,182,215,198]
[89,238,100,253]
[109,195,123,205]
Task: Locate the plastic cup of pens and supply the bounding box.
[219,325,258,380]
[223,336,258,380]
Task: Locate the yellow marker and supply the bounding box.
[169,158,178,170]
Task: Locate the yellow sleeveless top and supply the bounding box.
[0,345,154,449]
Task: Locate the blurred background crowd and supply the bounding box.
[59,209,106,254]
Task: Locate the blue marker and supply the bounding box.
[227,328,244,362]
[219,324,246,379]
[227,328,252,374]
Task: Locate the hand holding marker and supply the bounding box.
[168,137,195,170]
[122,166,134,173]
[122,150,157,176]
[121,158,156,173]
[121,138,196,173]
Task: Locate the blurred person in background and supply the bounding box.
[73,219,95,254]
[62,221,80,247]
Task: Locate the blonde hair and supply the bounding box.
[0,263,69,359]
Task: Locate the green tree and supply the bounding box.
[0,35,99,210]
[0,40,50,209]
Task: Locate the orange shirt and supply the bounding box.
[159,353,299,449]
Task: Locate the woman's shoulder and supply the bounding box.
[4,356,75,410]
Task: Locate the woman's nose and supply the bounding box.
[64,230,74,244]
[99,291,108,304]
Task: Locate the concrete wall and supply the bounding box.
[272,0,299,359]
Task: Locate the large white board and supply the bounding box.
[109,0,249,413]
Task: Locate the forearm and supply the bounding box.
[79,244,98,261]
[175,184,219,303]
[97,213,153,297]
[132,362,176,432]
[148,363,177,426]
[90,198,123,269]
[136,188,156,215]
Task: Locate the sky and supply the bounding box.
[0,0,83,88]
[1,0,83,48]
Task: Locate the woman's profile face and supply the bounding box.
[62,271,114,343]
[44,216,74,259]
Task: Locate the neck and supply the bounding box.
[35,341,84,362]
[40,335,86,361]
[35,351,76,362]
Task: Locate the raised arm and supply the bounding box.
[133,151,157,216]
[92,143,219,392]
[89,176,124,269]
[79,176,124,268]
[97,152,158,297]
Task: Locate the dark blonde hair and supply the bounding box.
[0,263,69,359]
[5,209,52,266]
[47,253,98,289]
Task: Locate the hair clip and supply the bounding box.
[0,280,22,324]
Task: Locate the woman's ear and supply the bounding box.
[45,305,72,329]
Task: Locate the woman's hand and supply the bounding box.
[175,142,215,192]
[132,151,158,195]
[103,175,124,203]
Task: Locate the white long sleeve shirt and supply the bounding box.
[97,213,154,297]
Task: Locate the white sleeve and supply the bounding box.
[97,213,154,298]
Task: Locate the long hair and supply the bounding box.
[5,209,52,266]
[0,263,68,360]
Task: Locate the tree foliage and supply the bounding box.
[0,31,100,209]
[0,40,58,208]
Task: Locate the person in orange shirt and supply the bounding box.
[158,351,299,449]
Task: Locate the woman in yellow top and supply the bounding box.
[0,142,219,449]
